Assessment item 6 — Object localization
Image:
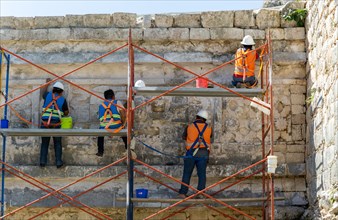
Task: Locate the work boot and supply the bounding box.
[236,83,246,88]
[96,152,103,157]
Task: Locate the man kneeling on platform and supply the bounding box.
[97,89,135,158]
[179,109,212,199]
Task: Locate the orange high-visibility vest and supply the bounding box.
[185,122,212,150]
[234,48,257,77]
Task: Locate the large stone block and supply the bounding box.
[269,28,285,40]
[210,28,243,40]
[154,14,173,27]
[291,94,305,105]
[34,16,66,28]
[201,11,234,28]
[244,29,265,40]
[112,13,137,27]
[65,15,84,27]
[256,9,281,29]
[273,52,306,65]
[13,17,34,29]
[173,14,201,28]
[190,28,210,40]
[0,29,18,40]
[72,28,111,40]
[48,28,71,40]
[18,29,49,40]
[0,16,15,29]
[285,27,305,40]
[234,10,255,28]
[287,163,306,176]
[292,114,306,125]
[286,152,305,163]
[83,14,111,28]
[169,28,189,41]
[144,28,169,41]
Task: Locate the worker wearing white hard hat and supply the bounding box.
[232,35,259,89]
[40,79,69,169]
[179,109,212,199]
[135,80,145,88]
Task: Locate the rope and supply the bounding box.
[135,138,186,158]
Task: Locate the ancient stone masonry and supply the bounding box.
[305,0,338,219]
[0,3,310,219]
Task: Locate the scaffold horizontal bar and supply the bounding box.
[0,129,126,137]
[117,197,284,204]
[134,87,264,97]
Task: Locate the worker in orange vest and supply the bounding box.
[179,109,212,199]
[232,35,259,88]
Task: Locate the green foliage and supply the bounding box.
[282,8,308,27]
[306,88,316,105]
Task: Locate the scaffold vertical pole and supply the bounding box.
[1,53,10,217]
[268,32,275,220]
[126,29,134,220]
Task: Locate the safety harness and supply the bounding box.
[186,122,209,157]
[100,100,123,131]
[41,93,63,128]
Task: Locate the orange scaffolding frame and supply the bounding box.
[0,30,275,219]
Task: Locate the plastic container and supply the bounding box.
[61,116,73,129]
[196,78,208,88]
[0,119,9,128]
[267,155,278,174]
[136,188,148,198]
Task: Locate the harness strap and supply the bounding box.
[187,122,208,157]
[42,93,62,128]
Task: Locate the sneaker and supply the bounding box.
[56,164,64,169]
[96,152,103,157]
[39,163,46,168]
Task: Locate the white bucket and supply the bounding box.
[267,155,278,174]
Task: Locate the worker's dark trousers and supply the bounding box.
[40,136,63,166]
[97,136,127,154]
[179,149,208,195]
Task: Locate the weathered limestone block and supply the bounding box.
[18,29,48,40]
[112,13,137,27]
[288,163,306,176]
[201,11,234,28]
[109,28,143,40]
[285,27,305,40]
[210,28,243,40]
[256,9,281,29]
[83,14,111,28]
[48,28,71,40]
[0,29,18,40]
[190,28,210,40]
[154,14,173,27]
[270,28,285,40]
[144,28,169,41]
[169,28,189,41]
[244,29,265,40]
[234,10,255,28]
[290,85,306,94]
[287,152,305,163]
[0,16,15,29]
[273,52,306,65]
[164,52,212,62]
[138,15,153,28]
[65,15,84,27]
[292,114,306,125]
[174,14,201,28]
[72,28,111,40]
[13,17,34,29]
[291,94,305,105]
[34,16,66,28]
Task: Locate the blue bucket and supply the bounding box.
[0,119,9,128]
[136,188,148,198]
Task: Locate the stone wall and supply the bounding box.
[0,3,308,219]
[305,0,338,219]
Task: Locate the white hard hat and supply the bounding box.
[53,82,64,90]
[197,109,208,121]
[135,80,145,88]
[241,35,255,45]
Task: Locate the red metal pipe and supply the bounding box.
[4,168,104,220]
[28,170,127,220]
[2,157,126,219]
[134,168,178,193]
[133,44,270,111]
[0,45,127,111]
[135,158,266,220]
